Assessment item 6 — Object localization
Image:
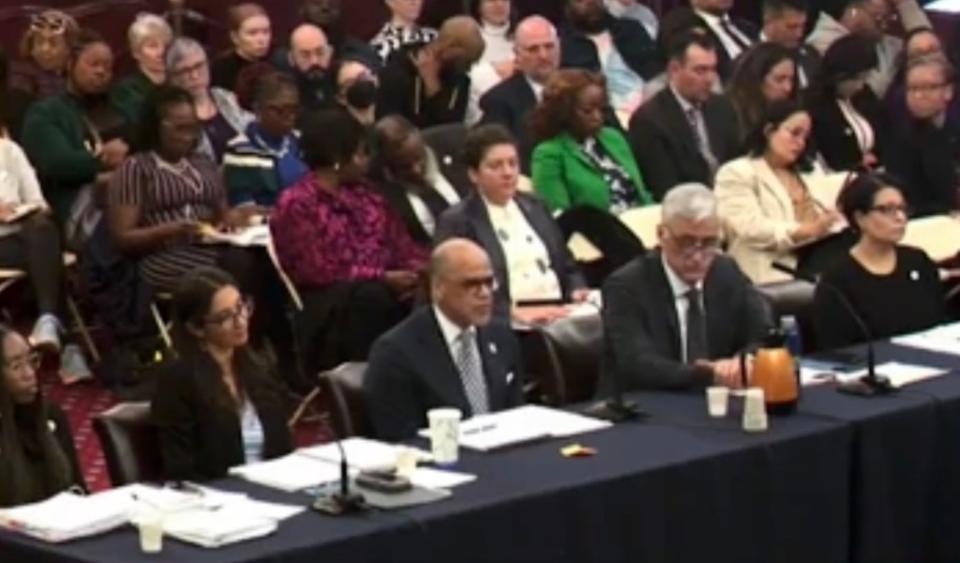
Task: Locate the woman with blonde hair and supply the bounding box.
[111,13,174,124]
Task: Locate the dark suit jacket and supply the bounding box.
[560,14,662,81]
[628,88,742,201]
[479,72,538,173]
[435,192,587,317]
[151,356,293,481]
[376,44,470,128]
[886,116,960,216]
[600,250,771,393]
[809,87,889,172]
[377,180,448,246]
[795,45,823,94]
[364,306,525,441]
[687,10,759,80]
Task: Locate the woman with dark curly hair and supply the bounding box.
[727,42,798,143]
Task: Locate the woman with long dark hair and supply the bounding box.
[727,42,798,143]
[152,267,292,481]
[0,325,84,507]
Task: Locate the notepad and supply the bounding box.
[892,322,960,356]
[161,509,278,548]
[200,224,271,247]
[229,453,345,492]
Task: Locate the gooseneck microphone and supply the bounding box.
[771,262,894,396]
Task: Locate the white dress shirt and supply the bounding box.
[662,253,704,363]
[405,149,461,236]
[837,98,875,155]
[695,10,753,61]
[588,31,644,128]
[434,305,483,371]
[484,197,562,303]
[0,138,49,238]
[239,398,265,464]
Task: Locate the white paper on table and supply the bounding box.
[892,322,960,356]
[297,438,431,472]
[161,508,277,549]
[201,224,271,247]
[0,491,130,543]
[229,453,344,492]
[407,467,477,489]
[835,361,946,388]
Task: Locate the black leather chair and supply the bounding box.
[93,402,164,486]
[318,362,373,438]
[521,311,604,406]
[422,123,471,194]
[756,279,817,351]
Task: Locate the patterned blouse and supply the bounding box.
[370,22,438,63]
[581,137,641,214]
[270,173,427,289]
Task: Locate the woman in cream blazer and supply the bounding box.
[715,102,846,284]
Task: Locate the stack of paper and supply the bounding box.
[0,491,130,543]
[201,224,271,247]
[162,509,278,549]
[298,438,429,471]
[419,405,613,451]
[229,453,344,492]
[835,362,946,388]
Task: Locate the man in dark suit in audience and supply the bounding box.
[365,239,525,441]
[628,32,741,200]
[376,16,484,128]
[674,0,758,80]
[480,15,560,172]
[299,0,381,71]
[762,0,822,92]
[600,184,771,392]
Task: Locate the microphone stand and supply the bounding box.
[771,263,894,396]
[586,359,645,422]
[312,438,366,516]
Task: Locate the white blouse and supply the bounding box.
[0,138,48,237]
[837,98,875,155]
[484,197,562,304]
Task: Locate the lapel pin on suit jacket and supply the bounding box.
[489,342,498,354]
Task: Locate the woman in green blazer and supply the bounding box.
[530,69,653,213]
[529,69,650,281]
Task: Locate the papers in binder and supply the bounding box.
[0,491,129,543]
[298,437,430,471]
[419,405,612,451]
[161,509,277,549]
[229,452,344,492]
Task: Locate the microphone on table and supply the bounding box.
[311,438,366,516]
[771,262,894,396]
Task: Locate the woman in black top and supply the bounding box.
[813,173,945,350]
[0,324,84,507]
[152,267,292,482]
[211,3,272,92]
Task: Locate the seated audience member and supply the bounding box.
[761,0,820,91]
[436,124,588,320]
[376,16,484,128]
[677,0,759,81]
[1,49,34,140]
[0,325,84,507]
[480,15,560,172]
[605,0,659,38]
[271,109,427,373]
[281,24,335,115]
[21,29,129,224]
[466,0,517,125]
[601,183,771,392]
[166,38,253,164]
[807,0,931,98]
[111,14,173,125]
[727,43,798,141]
[152,267,292,482]
[108,86,260,294]
[334,58,380,127]
[365,238,524,441]
[814,173,945,349]
[887,55,959,217]
[300,0,380,70]
[628,32,741,200]
[224,72,307,207]
[559,0,659,127]
[810,34,888,172]
[370,0,438,64]
[715,101,844,284]
[371,115,459,247]
[211,3,273,92]
[885,28,957,125]
[9,10,77,102]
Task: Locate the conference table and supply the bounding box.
[4,343,960,563]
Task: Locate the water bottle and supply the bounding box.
[781,315,803,357]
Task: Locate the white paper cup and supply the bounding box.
[706,386,729,417]
[395,446,419,478]
[428,408,462,465]
[742,388,768,432]
[136,511,163,554]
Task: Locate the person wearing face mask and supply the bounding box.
[111,14,173,126]
[212,3,273,93]
[813,173,945,349]
[10,10,78,103]
[224,72,308,208]
[0,325,84,507]
[370,0,439,64]
[335,58,380,127]
[726,43,799,143]
[715,101,846,284]
[376,16,485,128]
[810,34,890,172]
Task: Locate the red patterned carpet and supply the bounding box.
[42,371,333,493]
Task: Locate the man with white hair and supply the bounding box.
[600,184,771,392]
[479,15,560,172]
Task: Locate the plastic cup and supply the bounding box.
[428,408,462,465]
[136,511,163,554]
[395,446,419,478]
[706,386,730,417]
[742,388,768,432]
